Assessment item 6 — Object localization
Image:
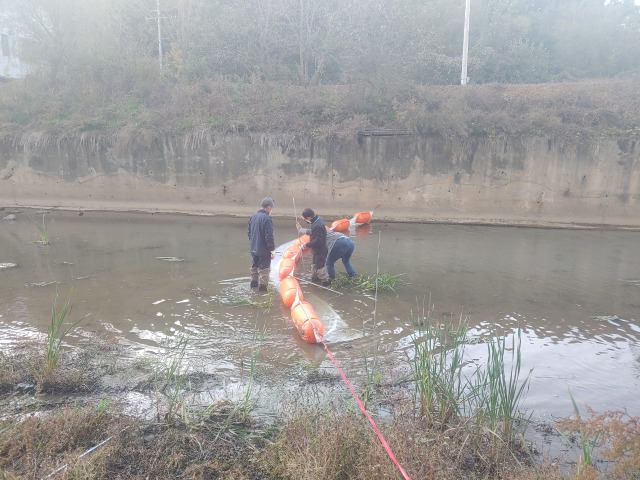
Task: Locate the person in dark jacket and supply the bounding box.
[248,197,275,291]
[297,208,330,286]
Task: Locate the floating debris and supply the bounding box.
[156,256,186,262]
[592,315,620,323]
[25,281,59,287]
[0,263,17,269]
[74,275,95,280]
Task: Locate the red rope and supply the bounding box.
[318,337,412,480]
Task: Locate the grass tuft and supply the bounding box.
[28,213,51,244]
[330,272,401,292]
[45,291,86,374]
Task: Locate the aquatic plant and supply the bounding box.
[330,272,401,293]
[409,303,533,458]
[45,291,86,374]
[28,213,50,244]
[361,351,383,409]
[473,329,533,453]
[218,293,274,309]
[355,272,401,292]
[242,325,266,412]
[556,390,601,475]
[411,314,471,426]
[153,334,191,423]
[557,402,640,478]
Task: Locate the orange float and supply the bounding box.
[278,257,297,280]
[290,298,325,343]
[352,211,372,224]
[292,234,310,250]
[330,218,351,232]
[282,245,300,260]
[280,276,304,308]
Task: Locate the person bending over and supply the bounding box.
[325,229,357,279]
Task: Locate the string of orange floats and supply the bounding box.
[278,206,378,343]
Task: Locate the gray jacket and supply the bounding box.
[298,227,347,256]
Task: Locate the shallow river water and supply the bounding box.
[1,210,638,421]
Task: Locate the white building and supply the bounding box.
[0,6,28,79]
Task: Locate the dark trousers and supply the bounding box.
[252,254,271,270]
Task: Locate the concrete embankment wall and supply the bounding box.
[0,133,638,227]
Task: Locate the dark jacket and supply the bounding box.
[305,215,328,259]
[248,209,275,257]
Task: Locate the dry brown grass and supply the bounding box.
[263,404,562,480]
[1,77,638,152]
[0,337,119,395]
[1,390,638,479]
[557,407,640,479]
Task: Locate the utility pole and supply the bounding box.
[156,0,163,71]
[461,0,470,85]
[146,0,166,72]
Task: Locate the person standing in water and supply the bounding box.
[248,197,275,291]
[296,208,331,287]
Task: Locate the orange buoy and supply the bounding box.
[330,218,351,232]
[290,299,325,343]
[280,276,304,308]
[353,211,372,224]
[282,245,299,260]
[278,258,297,280]
[292,234,310,249]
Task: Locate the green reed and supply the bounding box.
[46,292,85,373]
[330,272,401,292]
[471,329,532,451]
[242,325,266,411]
[29,213,50,244]
[153,334,191,423]
[559,389,600,472]
[219,293,274,309]
[411,314,471,426]
[410,302,532,450]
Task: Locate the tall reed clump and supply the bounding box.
[473,329,533,454]
[410,304,532,453]
[411,316,471,426]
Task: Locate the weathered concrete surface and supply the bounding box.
[0,133,638,227]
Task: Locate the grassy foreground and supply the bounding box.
[1,326,638,479]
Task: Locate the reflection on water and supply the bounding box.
[0,210,638,418]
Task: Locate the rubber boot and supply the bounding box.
[250,267,259,288]
[258,268,270,292]
[316,266,330,286]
